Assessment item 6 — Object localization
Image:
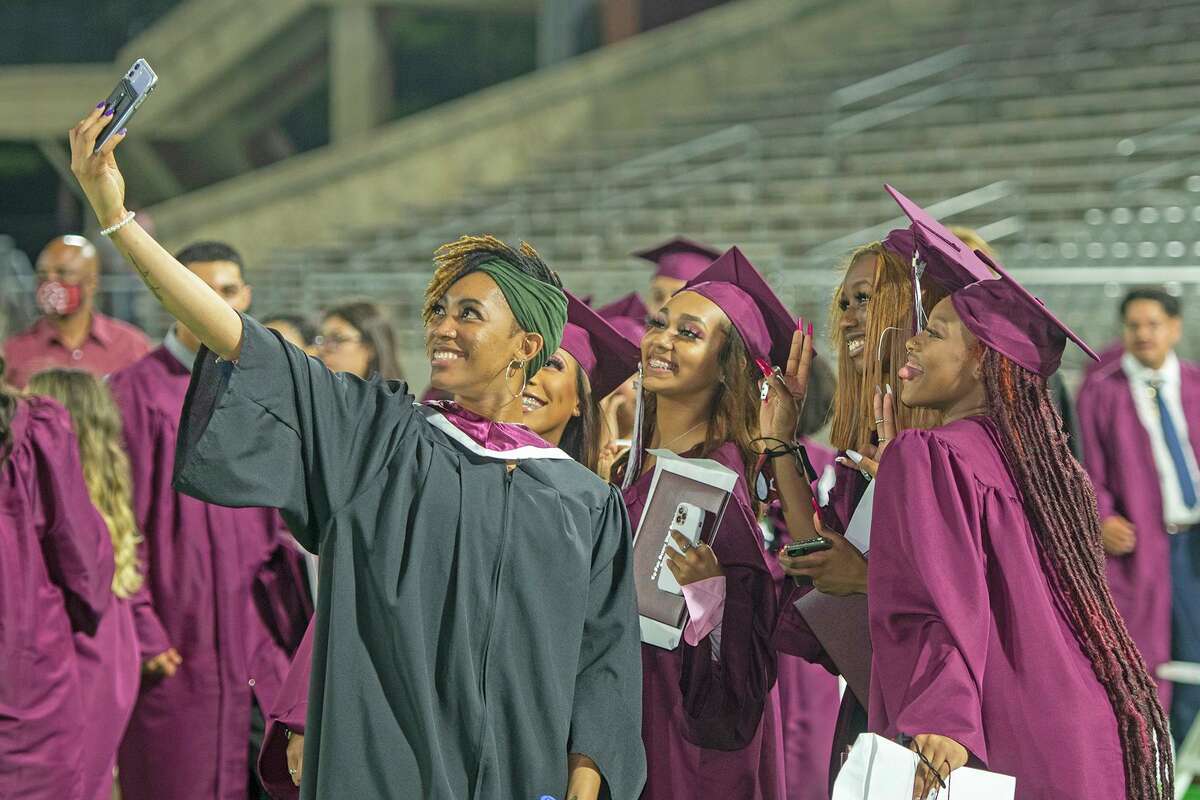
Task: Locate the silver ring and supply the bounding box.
[288,768,297,776]
[874,418,885,425]
[878,437,890,444]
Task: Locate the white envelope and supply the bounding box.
[833,733,1015,799]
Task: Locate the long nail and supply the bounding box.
[845,449,864,464]
[797,316,804,330]
[807,322,814,337]
[886,383,893,395]
[875,384,882,395]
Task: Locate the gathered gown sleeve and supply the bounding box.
[867,429,990,765]
[567,484,646,800]
[677,498,778,751]
[173,314,421,552]
[29,399,114,636]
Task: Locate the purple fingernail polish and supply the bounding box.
[117,128,127,136]
[104,107,115,117]
[96,101,107,109]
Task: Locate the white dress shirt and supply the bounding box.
[1122,350,1200,528]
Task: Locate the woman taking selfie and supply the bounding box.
[68,105,644,800]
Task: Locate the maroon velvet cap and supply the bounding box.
[951,251,1099,377]
[634,236,722,281]
[559,291,642,398]
[883,184,996,293]
[679,246,796,368]
[597,292,649,344]
[883,184,1097,376]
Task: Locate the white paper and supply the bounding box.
[833,734,1015,800]
[842,479,876,554]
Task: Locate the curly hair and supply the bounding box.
[27,369,144,599]
[422,235,561,326]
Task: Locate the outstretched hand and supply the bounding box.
[68,102,130,228]
[760,321,815,441]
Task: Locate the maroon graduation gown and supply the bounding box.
[109,346,310,800]
[259,621,315,800]
[772,458,869,797]
[74,593,139,800]
[1076,358,1200,705]
[765,440,841,800]
[625,441,784,799]
[0,397,114,799]
[868,418,1125,797]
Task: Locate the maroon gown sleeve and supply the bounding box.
[677,495,778,751]
[29,399,114,635]
[1075,378,1117,522]
[109,378,174,659]
[258,621,315,800]
[867,429,990,766]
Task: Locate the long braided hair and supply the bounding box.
[0,355,18,466]
[981,348,1172,797]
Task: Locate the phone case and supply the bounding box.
[654,502,705,596]
[95,58,158,153]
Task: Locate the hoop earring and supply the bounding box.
[506,360,528,402]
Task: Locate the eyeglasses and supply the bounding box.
[750,437,820,503]
[314,333,362,352]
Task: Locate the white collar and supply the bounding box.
[1122,350,1180,387]
[164,326,198,372]
[416,406,572,462]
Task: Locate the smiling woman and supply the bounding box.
[66,99,646,800]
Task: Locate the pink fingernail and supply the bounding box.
[755,357,772,377]
[807,322,814,337]
[797,316,804,330]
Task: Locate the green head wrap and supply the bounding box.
[475,259,567,378]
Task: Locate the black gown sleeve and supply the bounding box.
[173,314,420,552]
[567,484,647,800]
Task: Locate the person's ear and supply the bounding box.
[517,332,544,366]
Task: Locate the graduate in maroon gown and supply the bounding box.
[109,242,311,800]
[867,195,1170,798]
[1077,289,1200,728]
[0,359,114,799]
[619,246,787,799]
[769,223,960,796]
[27,369,144,800]
[634,236,721,311]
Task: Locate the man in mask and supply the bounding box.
[2,234,150,387]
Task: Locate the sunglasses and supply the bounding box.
[751,437,820,504]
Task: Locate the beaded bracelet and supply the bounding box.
[100,211,136,237]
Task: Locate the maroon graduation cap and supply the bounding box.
[883,184,1096,376]
[597,292,649,345]
[953,251,1099,377]
[634,236,722,282]
[560,291,642,399]
[679,246,797,370]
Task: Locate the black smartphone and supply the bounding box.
[785,536,832,558]
[95,58,158,153]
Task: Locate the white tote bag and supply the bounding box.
[832,733,1015,799]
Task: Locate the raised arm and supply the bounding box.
[68,105,242,359]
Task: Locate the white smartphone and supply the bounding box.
[95,59,158,153]
[656,502,706,596]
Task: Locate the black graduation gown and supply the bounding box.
[172,315,646,800]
